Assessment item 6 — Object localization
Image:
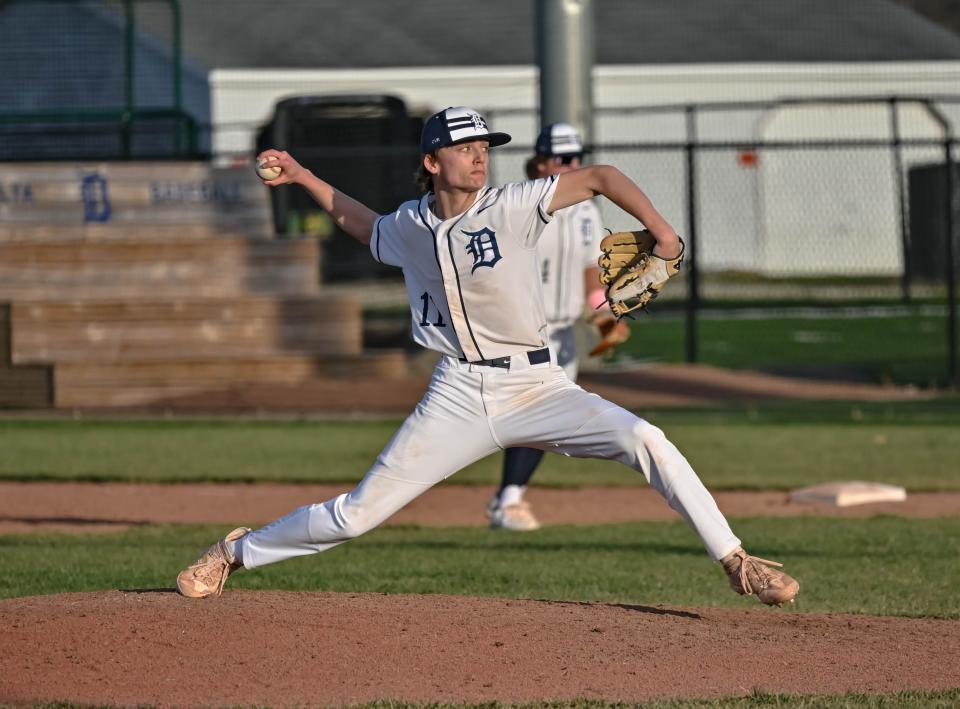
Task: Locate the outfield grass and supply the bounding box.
[1,403,959,489]
[611,309,958,388]
[370,303,959,387]
[2,517,957,619]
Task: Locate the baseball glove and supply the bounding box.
[598,230,685,318]
[588,315,630,357]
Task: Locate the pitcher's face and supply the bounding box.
[426,140,489,192]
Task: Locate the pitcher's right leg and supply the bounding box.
[176,363,499,595]
[237,467,444,569]
[239,365,499,569]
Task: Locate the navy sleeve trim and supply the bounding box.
[373,216,385,263]
[537,175,558,224]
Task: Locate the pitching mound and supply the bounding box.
[2,590,958,707]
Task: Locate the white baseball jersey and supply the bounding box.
[537,199,602,328]
[371,176,559,362]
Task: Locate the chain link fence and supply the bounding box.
[486,99,959,387]
[0,0,202,159]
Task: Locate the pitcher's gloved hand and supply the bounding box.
[598,230,684,318]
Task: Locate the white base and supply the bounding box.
[789,480,907,507]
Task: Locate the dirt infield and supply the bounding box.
[2,590,959,707]
[1,482,958,534]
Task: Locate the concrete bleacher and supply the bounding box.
[0,238,321,300]
[0,162,407,409]
[9,295,361,363]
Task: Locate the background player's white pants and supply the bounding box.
[239,354,741,569]
[547,323,578,381]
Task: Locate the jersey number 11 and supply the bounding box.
[419,291,446,327]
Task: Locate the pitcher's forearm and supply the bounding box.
[591,168,680,257]
[554,166,681,258]
[297,170,379,245]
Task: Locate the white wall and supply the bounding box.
[209,66,540,156]
[210,62,960,275]
[211,62,960,151]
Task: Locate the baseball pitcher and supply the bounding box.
[176,107,799,608]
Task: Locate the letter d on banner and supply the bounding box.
[81,172,112,223]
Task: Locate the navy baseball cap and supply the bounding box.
[420,106,512,154]
[535,122,587,156]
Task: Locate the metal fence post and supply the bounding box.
[536,0,595,145]
[889,97,912,302]
[170,0,184,155]
[122,0,135,158]
[944,136,958,387]
[684,105,699,364]
[924,100,958,388]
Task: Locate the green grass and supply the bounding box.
[370,301,959,387]
[3,517,958,618]
[2,408,959,489]
[0,418,398,483]
[370,302,959,386]
[611,310,958,388]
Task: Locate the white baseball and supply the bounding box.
[256,157,282,181]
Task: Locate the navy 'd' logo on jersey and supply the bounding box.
[463,227,502,273]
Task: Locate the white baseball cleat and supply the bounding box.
[720,546,799,606]
[486,497,541,531]
[176,527,251,598]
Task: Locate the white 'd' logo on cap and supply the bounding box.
[471,114,488,132]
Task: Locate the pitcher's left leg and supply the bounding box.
[583,405,741,561]
[494,378,739,561]
[599,410,800,605]
[495,380,798,604]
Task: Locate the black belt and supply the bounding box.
[460,347,550,370]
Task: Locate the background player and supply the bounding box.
[487,122,629,531]
[176,106,799,608]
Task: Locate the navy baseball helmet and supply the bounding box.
[420,106,511,154]
[535,122,588,157]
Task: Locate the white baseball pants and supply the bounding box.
[238,353,741,569]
